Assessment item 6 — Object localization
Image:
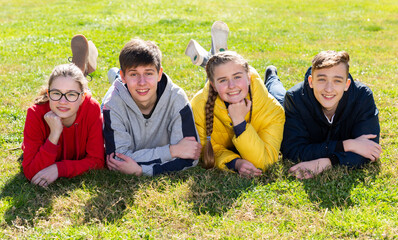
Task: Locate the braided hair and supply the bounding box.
[202,83,218,169]
[203,51,251,169]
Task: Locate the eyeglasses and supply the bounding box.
[47,90,83,102]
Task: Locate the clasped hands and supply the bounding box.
[107,137,201,176]
[289,134,382,179]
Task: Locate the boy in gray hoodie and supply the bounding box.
[102,39,201,176]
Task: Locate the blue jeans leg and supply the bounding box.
[265,75,286,107]
[101,70,121,112]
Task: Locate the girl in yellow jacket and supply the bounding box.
[191,51,285,177]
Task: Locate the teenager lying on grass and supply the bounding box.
[102,38,201,176]
[22,35,104,187]
[264,50,382,179]
[190,51,285,177]
[22,63,105,187]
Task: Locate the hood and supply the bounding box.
[74,93,93,124]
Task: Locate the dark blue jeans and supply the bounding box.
[265,74,286,107]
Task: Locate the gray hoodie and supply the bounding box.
[103,73,199,176]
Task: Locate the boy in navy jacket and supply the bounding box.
[265,50,381,179]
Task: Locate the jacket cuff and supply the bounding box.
[233,121,247,138]
[335,141,345,152]
[161,145,173,162]
[141,165,154,176]
[56,162,67,177]
[328,154,340,166]
[226,158,239,172]
[44,139,60,155]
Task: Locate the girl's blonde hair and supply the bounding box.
[35,63,88,104]
[203,51,251,169]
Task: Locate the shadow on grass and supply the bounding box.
[283,159,381,209]
[181,160,287,216]
[1,164,266,227]
[183,168,261,216]
[0,167,143,227]
[1,157,381,228]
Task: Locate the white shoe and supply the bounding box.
[185,39,208,66]
[211,21,229,54]
[107,67,119,84]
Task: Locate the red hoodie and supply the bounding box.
[22,94,105,180]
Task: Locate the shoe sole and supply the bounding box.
[185,39,206,66]
[71,34,89,75]
[87,40,98,74]
[211,21,229,54]
[108,67,119,84]
[265,66,278,84]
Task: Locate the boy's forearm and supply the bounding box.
[342,139,351,152]
[334,152,370,168]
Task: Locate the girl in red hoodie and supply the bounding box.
[22,63,105,187]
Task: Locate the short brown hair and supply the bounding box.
[119,38,162,74]
[312,50,350,77]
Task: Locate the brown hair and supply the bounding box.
[34,63,88,104]
[119,38,162,74]
[312,50,350,77]
[202,51,251,169]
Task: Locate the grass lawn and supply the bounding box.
[1,0,397,238]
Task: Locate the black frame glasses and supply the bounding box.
[47,90,84,102]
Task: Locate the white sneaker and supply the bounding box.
[107,67,119,84]
[185,39,208,66]
[211,21,229,54]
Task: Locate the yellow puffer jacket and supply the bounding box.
[191,67,285,171]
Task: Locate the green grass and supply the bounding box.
[1,0,398,238]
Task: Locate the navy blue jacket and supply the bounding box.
[281,67,380,167]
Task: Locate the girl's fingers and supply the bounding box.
[107,158,119,170]
[38,178,47,187]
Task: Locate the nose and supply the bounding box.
[228,79,235,88]
[59,95,68,103]
[137,75,146,85]
[325,81,333,92]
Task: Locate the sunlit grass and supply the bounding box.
[1,0,398,238]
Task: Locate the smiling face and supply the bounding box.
[48,76,84,127]
[210,61,250,104]
[308,62,351,117]
[120,64,163,114]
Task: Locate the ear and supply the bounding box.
[120,70,126,84]
[78,91,86,106]
[308,75,313,88]
[158,67,163,82]
[344,78,351,91]
[209,81,217,92]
